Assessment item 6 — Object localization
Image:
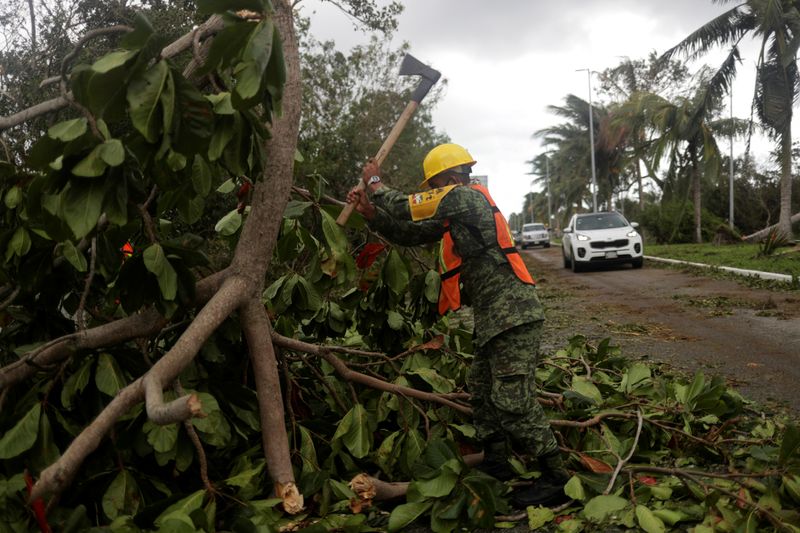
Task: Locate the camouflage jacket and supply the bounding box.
[369,185,544,347]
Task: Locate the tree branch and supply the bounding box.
[0,269,229,392]
[0,15,225,131]
[272,333,473,415]
[604,409,643,494]
[241,298,303,515]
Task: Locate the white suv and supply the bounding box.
[520,223,550,249]
[562,212,643,272]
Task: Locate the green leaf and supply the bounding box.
[376,430,402,474]
[127,60,169,142]
[92,50,138,73]
[62,181,104,239]
[527,506,555,529]
[582,494,629,523]
[564,475,586,501]
[383,249,409,294]
[386,310,404,331]
[61,357,93,409]
[4,186,22,209]
[160,69,175,134]
[320,209,348,254]
[388,501,432,532]
[235,19,275,99]
[206,92,235,114]
[651,509,687,526]
[333,404,372,458]
[403,428,425,471]
[72,144,108,177]
[0,403,41,459]
[214,209,242,236]
[61,241,88,272]
[145,421,179,453]
[424,270,440,303]
[99,139,125,166]
[624,363,652,393]
[635,505,666,533]
[407,367,455,393]
[412,469,458,498]
[208,115,235,161]
[143,244,178,300]
[5,226,31,261]
[191,156,213,196]
[216,178,235,194]
[155,490,205,525]
[779,424,800,465]
[298,426,319,476]
[283,200,311,219]
[102,470,141,520]
[571,376,602,405]
[95,353,127,396]
[48,118,87,141]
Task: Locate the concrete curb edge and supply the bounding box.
[644,255,795,283]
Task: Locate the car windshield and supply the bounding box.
[523,224,545,231]
[575,213,627,231]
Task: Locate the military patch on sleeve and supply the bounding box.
[408,185,458,221]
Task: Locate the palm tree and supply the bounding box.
[597,54,691,210]
[629,69,749,242]
[662,0,800,239]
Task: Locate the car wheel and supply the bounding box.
[522,244,528,250]
[562,249,571,268]
[632,257,644,269]
[544,242,550,248]
[571,256,583,273]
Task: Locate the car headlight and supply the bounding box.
[576,233,590,241]
[626,230,639,238]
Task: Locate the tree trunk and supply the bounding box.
[635,159,644,210]
[691,149,702,244]
[743,211,800,242]
[778,127,794,239]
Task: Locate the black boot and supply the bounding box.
[511,450,571,508]
[475,440,516,481]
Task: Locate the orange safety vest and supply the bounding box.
[438,184,535,315]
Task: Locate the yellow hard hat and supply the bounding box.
[420,143,476,188]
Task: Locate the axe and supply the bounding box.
[336,54,441,226]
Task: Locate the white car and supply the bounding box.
[520,223,550,249]
[562,212,643,272]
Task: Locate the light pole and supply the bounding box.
[577,68,597,212]
[545,149,552,228]
[729,89,734,229]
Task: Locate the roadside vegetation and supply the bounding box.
[646,243,800,278]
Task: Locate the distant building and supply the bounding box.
[471,175,488,188]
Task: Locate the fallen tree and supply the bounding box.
[743,212,800,242]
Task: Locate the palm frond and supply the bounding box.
[662,6,753,62]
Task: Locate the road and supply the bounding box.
[522,246,800,413]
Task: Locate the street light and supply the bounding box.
[545,148,552,228]
[576,68,598,213]
[729,89,734,229]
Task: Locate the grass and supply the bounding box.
[646,242,800,277]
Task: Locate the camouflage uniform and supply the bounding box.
[369,185,558,457]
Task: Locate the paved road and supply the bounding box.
[522,246,800,413]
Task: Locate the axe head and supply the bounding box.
[399,54,441,104]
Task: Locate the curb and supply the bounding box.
[644,255,794,283]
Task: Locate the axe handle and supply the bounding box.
[336,100,420,226]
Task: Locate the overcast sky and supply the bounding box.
[301,0,771,220]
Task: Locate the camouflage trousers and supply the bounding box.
[467,321,558,457]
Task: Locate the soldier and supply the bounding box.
[346,143,569,507]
